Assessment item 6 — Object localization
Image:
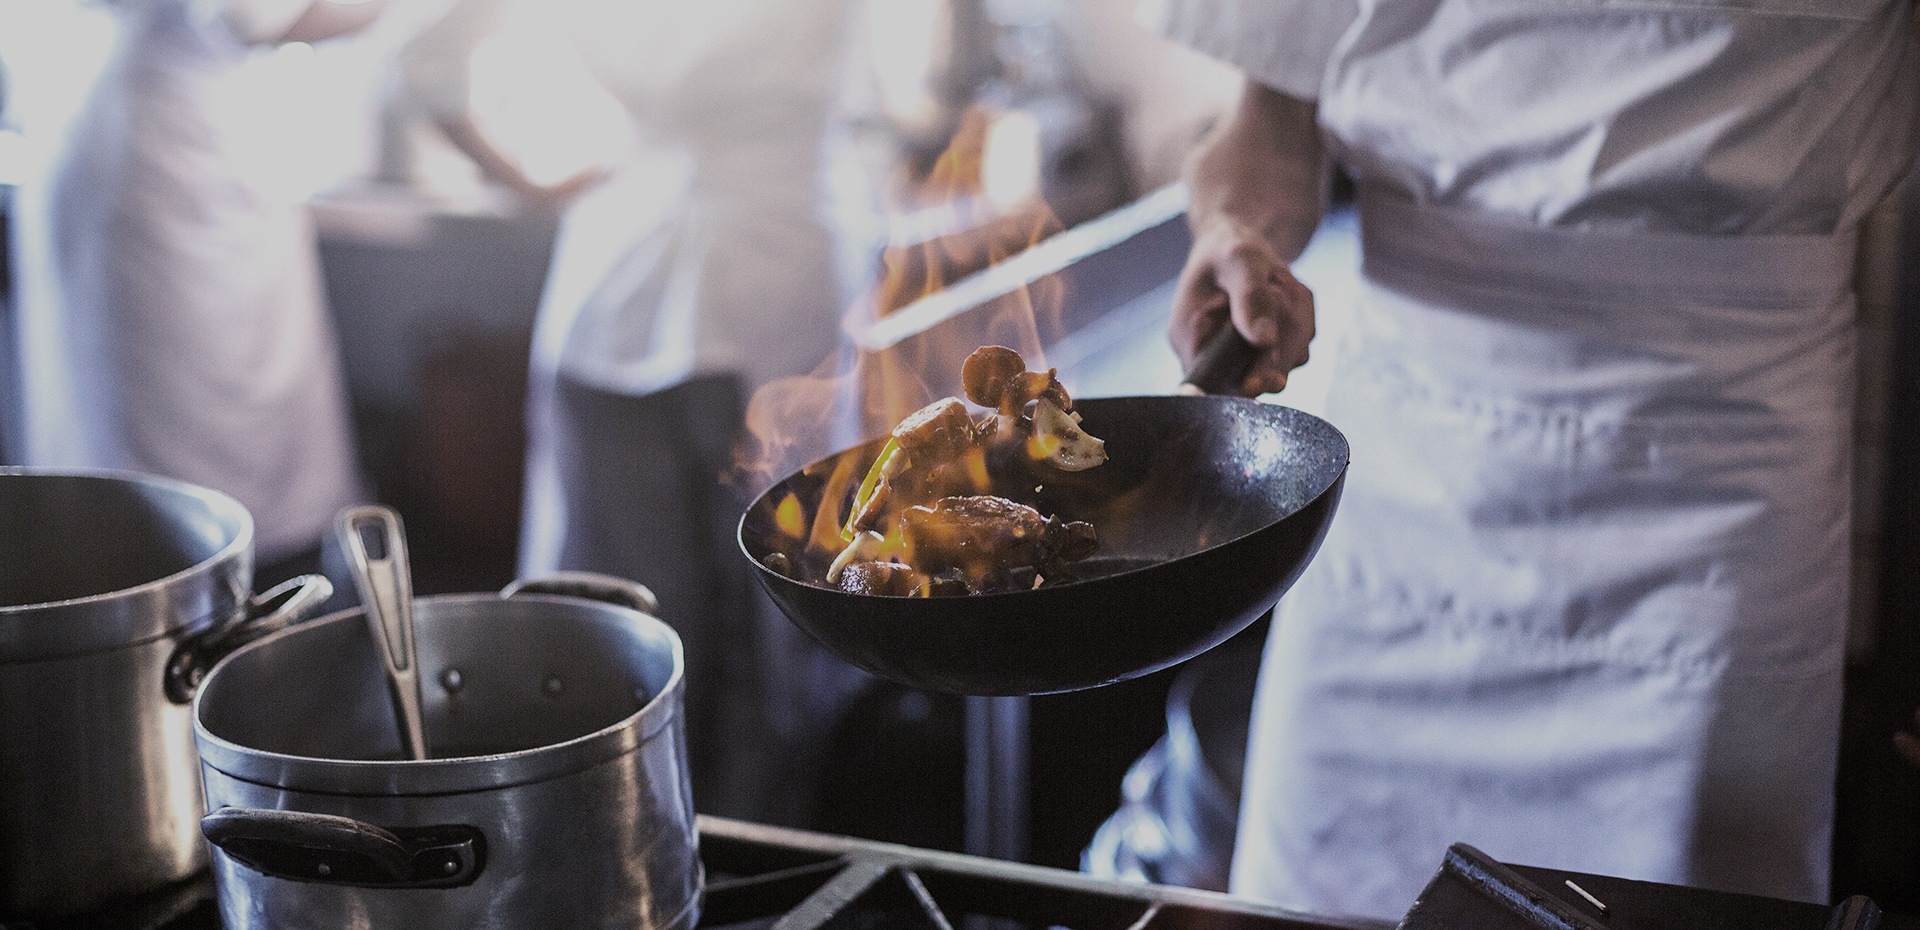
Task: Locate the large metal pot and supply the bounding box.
[191,574,702,930]
[0,469,329,919]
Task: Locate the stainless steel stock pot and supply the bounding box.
[192,573,702,930]
[1,469,327,919]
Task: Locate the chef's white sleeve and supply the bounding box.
[1136,0,1358,100]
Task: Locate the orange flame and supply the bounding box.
[731,102,1073,579]
[874,107,1065,320]
[774,493,806,538]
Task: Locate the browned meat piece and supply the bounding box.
[896,496,1102,593]
[880,396,991,508]
[890,397,975,460]
[838,560,925,597]
[820,346,1107,596]
[901,495,1049,579]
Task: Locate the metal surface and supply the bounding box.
[696,815,1386,930]
[199,809,485,890]
[17,815,1910,930]
[1400,843,1882,930]
[0,470,252,919]
[191,577,701,930]
[1084,629,1263,891]
[500,570,659,616]
[739,396,1348,695]
[335,505,428,761]
[964,695,1028,861]
[163,576,336,705]
[857,185,1190,355]
[0,470,253,660]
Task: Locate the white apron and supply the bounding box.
[12,0,361,561]
[1231,186,1859,918]
[1137,0,1920,918]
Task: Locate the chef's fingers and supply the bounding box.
[1169,250,1232,371]
[1214,242,1314,396]
[1171,231,1316,396]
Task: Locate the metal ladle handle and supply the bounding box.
[336,505,428,761]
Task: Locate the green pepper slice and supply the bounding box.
[841,437,900,541]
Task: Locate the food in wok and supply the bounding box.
[739,391,1351,695]
[792,346,1110,597]
[739,326,1350,694]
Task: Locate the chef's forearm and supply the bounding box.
[1184,79,1328,266]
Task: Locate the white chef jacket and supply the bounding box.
[1146,0,1919,920]
[12,0,362,561]
[516,0,882,572]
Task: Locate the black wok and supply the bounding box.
[737,388,1349,696]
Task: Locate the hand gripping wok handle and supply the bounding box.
[337,505,428,762]
[1181,325,1262,396]
[201,808,484,888]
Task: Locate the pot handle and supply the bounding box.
[502,571,659,616]
[164,574,334,704]
[201,808,485,888]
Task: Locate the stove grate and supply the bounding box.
[696,816,1382,930]
[6,817,1900,930]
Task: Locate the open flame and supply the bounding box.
[873,107,1063,319]
[730,103,1075,584]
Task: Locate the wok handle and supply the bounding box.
[1180,325,1262,396]
[503,571,660,616]
[201,808,485,888]
[164,574,335,704]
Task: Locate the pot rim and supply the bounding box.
[191,591,687,796]
[0,468,253,661]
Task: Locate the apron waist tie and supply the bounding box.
[1357,186,1856,316]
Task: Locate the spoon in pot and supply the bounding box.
[336,505,429,761]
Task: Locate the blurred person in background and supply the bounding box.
[378,0,609,210]
[1150,0,1919,921]
[459,0,885,826]
[10,0,381,584]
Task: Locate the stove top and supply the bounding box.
[4,817,1904,930]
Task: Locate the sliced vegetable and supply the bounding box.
[842,438,900,541]
[827,531,886,584]
[1030,398,1106,471]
